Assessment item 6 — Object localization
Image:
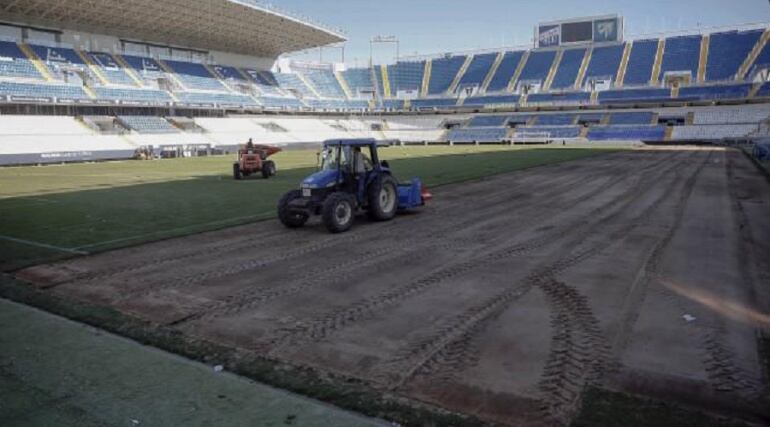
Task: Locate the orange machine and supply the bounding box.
[233,144,282,180]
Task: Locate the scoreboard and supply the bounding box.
[537,15,622,48]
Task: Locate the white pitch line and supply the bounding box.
[0,235,88,255]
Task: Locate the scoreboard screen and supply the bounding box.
[561,21,593,43]
[536,16,622,47]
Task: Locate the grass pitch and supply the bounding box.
[0,146,614,270]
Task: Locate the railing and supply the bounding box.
[231,0,346,38]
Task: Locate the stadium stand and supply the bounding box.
[0,81,89,100]
[522,126,582,139]
[487,51,525,92]
[467,115,511,127]
[162,60,226,91]
[94,87,172,103]
[598,88,672,104]
[121,55,167,84]
[658,35,702,82]
[118,116,179,133]
[388,61,425,95]
[428,55,467,95]
[608,112,655,125]
[341,68,375,97]
[551,48,587,90]
[302,70,346,98]
[448,127,508,143]
[274,73,317,98]
[175,92,258,106]
[671,124,758,140]
[582,44,624,87]
[517,50,557,86]
[89,52,136,86]
[527,91,591,105]
[588,125,667,141]
[623,39,658,86]
[0,41,43,79]
[463,94,520,107]
[677,83,753,101]
[28,44,93,82]
[706,30,763,81]
[411,98,458,109]
[457,53,498,90]
[535,114,577,125]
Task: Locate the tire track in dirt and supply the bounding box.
[376,151,703,395]
[168,157,647,327]
[109,153,650,306]
[264,151,693,356]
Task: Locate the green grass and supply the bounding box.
[0,146,615,270]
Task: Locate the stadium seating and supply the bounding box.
[551,48,586,89]
[411,98,458,109]
[380,99,405,110]
[463,94,520,106]
[388,61,425,94]
[302,70,346,98]
[707,30,763,81]
[658,35,701,82]
[527,91,591,104]
[341,68,375,97]
[457,53,498,90]
[467,115,510,127]
[29,44,93,81]
[598,88,672,104]
[258,96,305,109]
[428,55,466,95]
[487,51,525,92]
[94,87,172,103]
[671,124,757,140]
[212,65,247,82]
[535,114,577,125]
[121,55,167,83]
[582,44,624,87]
[757,83,770,98]
[89,53,136,85]
[176,92,258,106]
[520,126,581,139]
[0,81,89,100]
[693,106,770,124]
[448,127,507,143]
[517,50,556,85]
[623,39,658,86]
[274,73,317,98]
[608,112,655,125]
[677,83,753,101]
[162,60,225,91]
[119,116,179,133]
[588,125,666,141]
[0,41,43,79]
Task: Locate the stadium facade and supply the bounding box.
[0,3,769,164]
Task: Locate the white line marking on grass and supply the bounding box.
[0,235,88,255]
[72,212,274,251]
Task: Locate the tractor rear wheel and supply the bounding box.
[233,163,242,180]
[367,175,398,221]
[262,161,276,179]
[278,190,308,228]
[322,192,356,233]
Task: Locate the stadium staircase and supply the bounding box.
[664,125,674,141]
[590,90,599,103]
[295,72,322,98]
[113,55,144,87]
[542,49,563,91]
[651,39,666,84]
[697,35,709,83]
[650,112,660,125]
[749,82,764,98]
[420,60,432,97]
[380,65,391,98]
[448,55,474,94]
[575,47,593,90]
[600,114,611,125]
[481,52,504,93]
[508,51,530,92]
[76,51,109,86]
[615,42,633,87]
[686,112,695,125]
[335,71,353,99]
[18,43,53,81]
[204,64,236,92]
[155,59,187,90]
[671,85,680,98]
[737,29,770,79]
[579,126,590,138]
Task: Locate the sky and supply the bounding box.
[272,0,770,66]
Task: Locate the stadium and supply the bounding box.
[0,0,769,426]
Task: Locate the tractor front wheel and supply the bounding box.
[262,161,276,179]
[233,163,242,180]
[367,175,398,221]
[278,190,308,229]
[322,192,356,233]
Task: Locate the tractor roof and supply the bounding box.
[322,138,394,148]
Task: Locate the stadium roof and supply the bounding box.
[0,0,346,58]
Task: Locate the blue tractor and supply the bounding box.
[278,139,431,233]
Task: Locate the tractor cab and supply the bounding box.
[278,138,431,233]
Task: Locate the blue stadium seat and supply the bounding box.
[517,50,557,86]
[428,55,466,95]
[748,36,770,77]
[303,70,346,98]
[535,114,577,125]
[707,30,762,81]
[457,53,497,90]
[119,115,178,133]
[342,68,375,97]
[608,112,654,125]
[121,55,167,84]
[380,99,405,110]
[242,69,283,96]
[94,87,172,103]
[527,91,590,104]
[163,60,225,91]
[88,53,135,86]
[176,92,257,106]
[598,88,672,104]
[757,83,770,98]
[520,126,581,138]
[388,61,425,95]
[588,125,666,141]
[582,44,624,87]
[0,41,43,80]
[275,73,317,98]
[411,98,458,109]
[212,65,247,82]
[487,51,525,92]
[0,81,89,100]
[659,35,701,82]
[678,83,753,101]
[448,127,507,143]
[551,48,586,89]
[463,94,520,107]
[258,96,304,109]
[467,115,510,127]
[624,39,658,86]
[29,44,94,82]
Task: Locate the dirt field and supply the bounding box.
[17,148,770,425]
